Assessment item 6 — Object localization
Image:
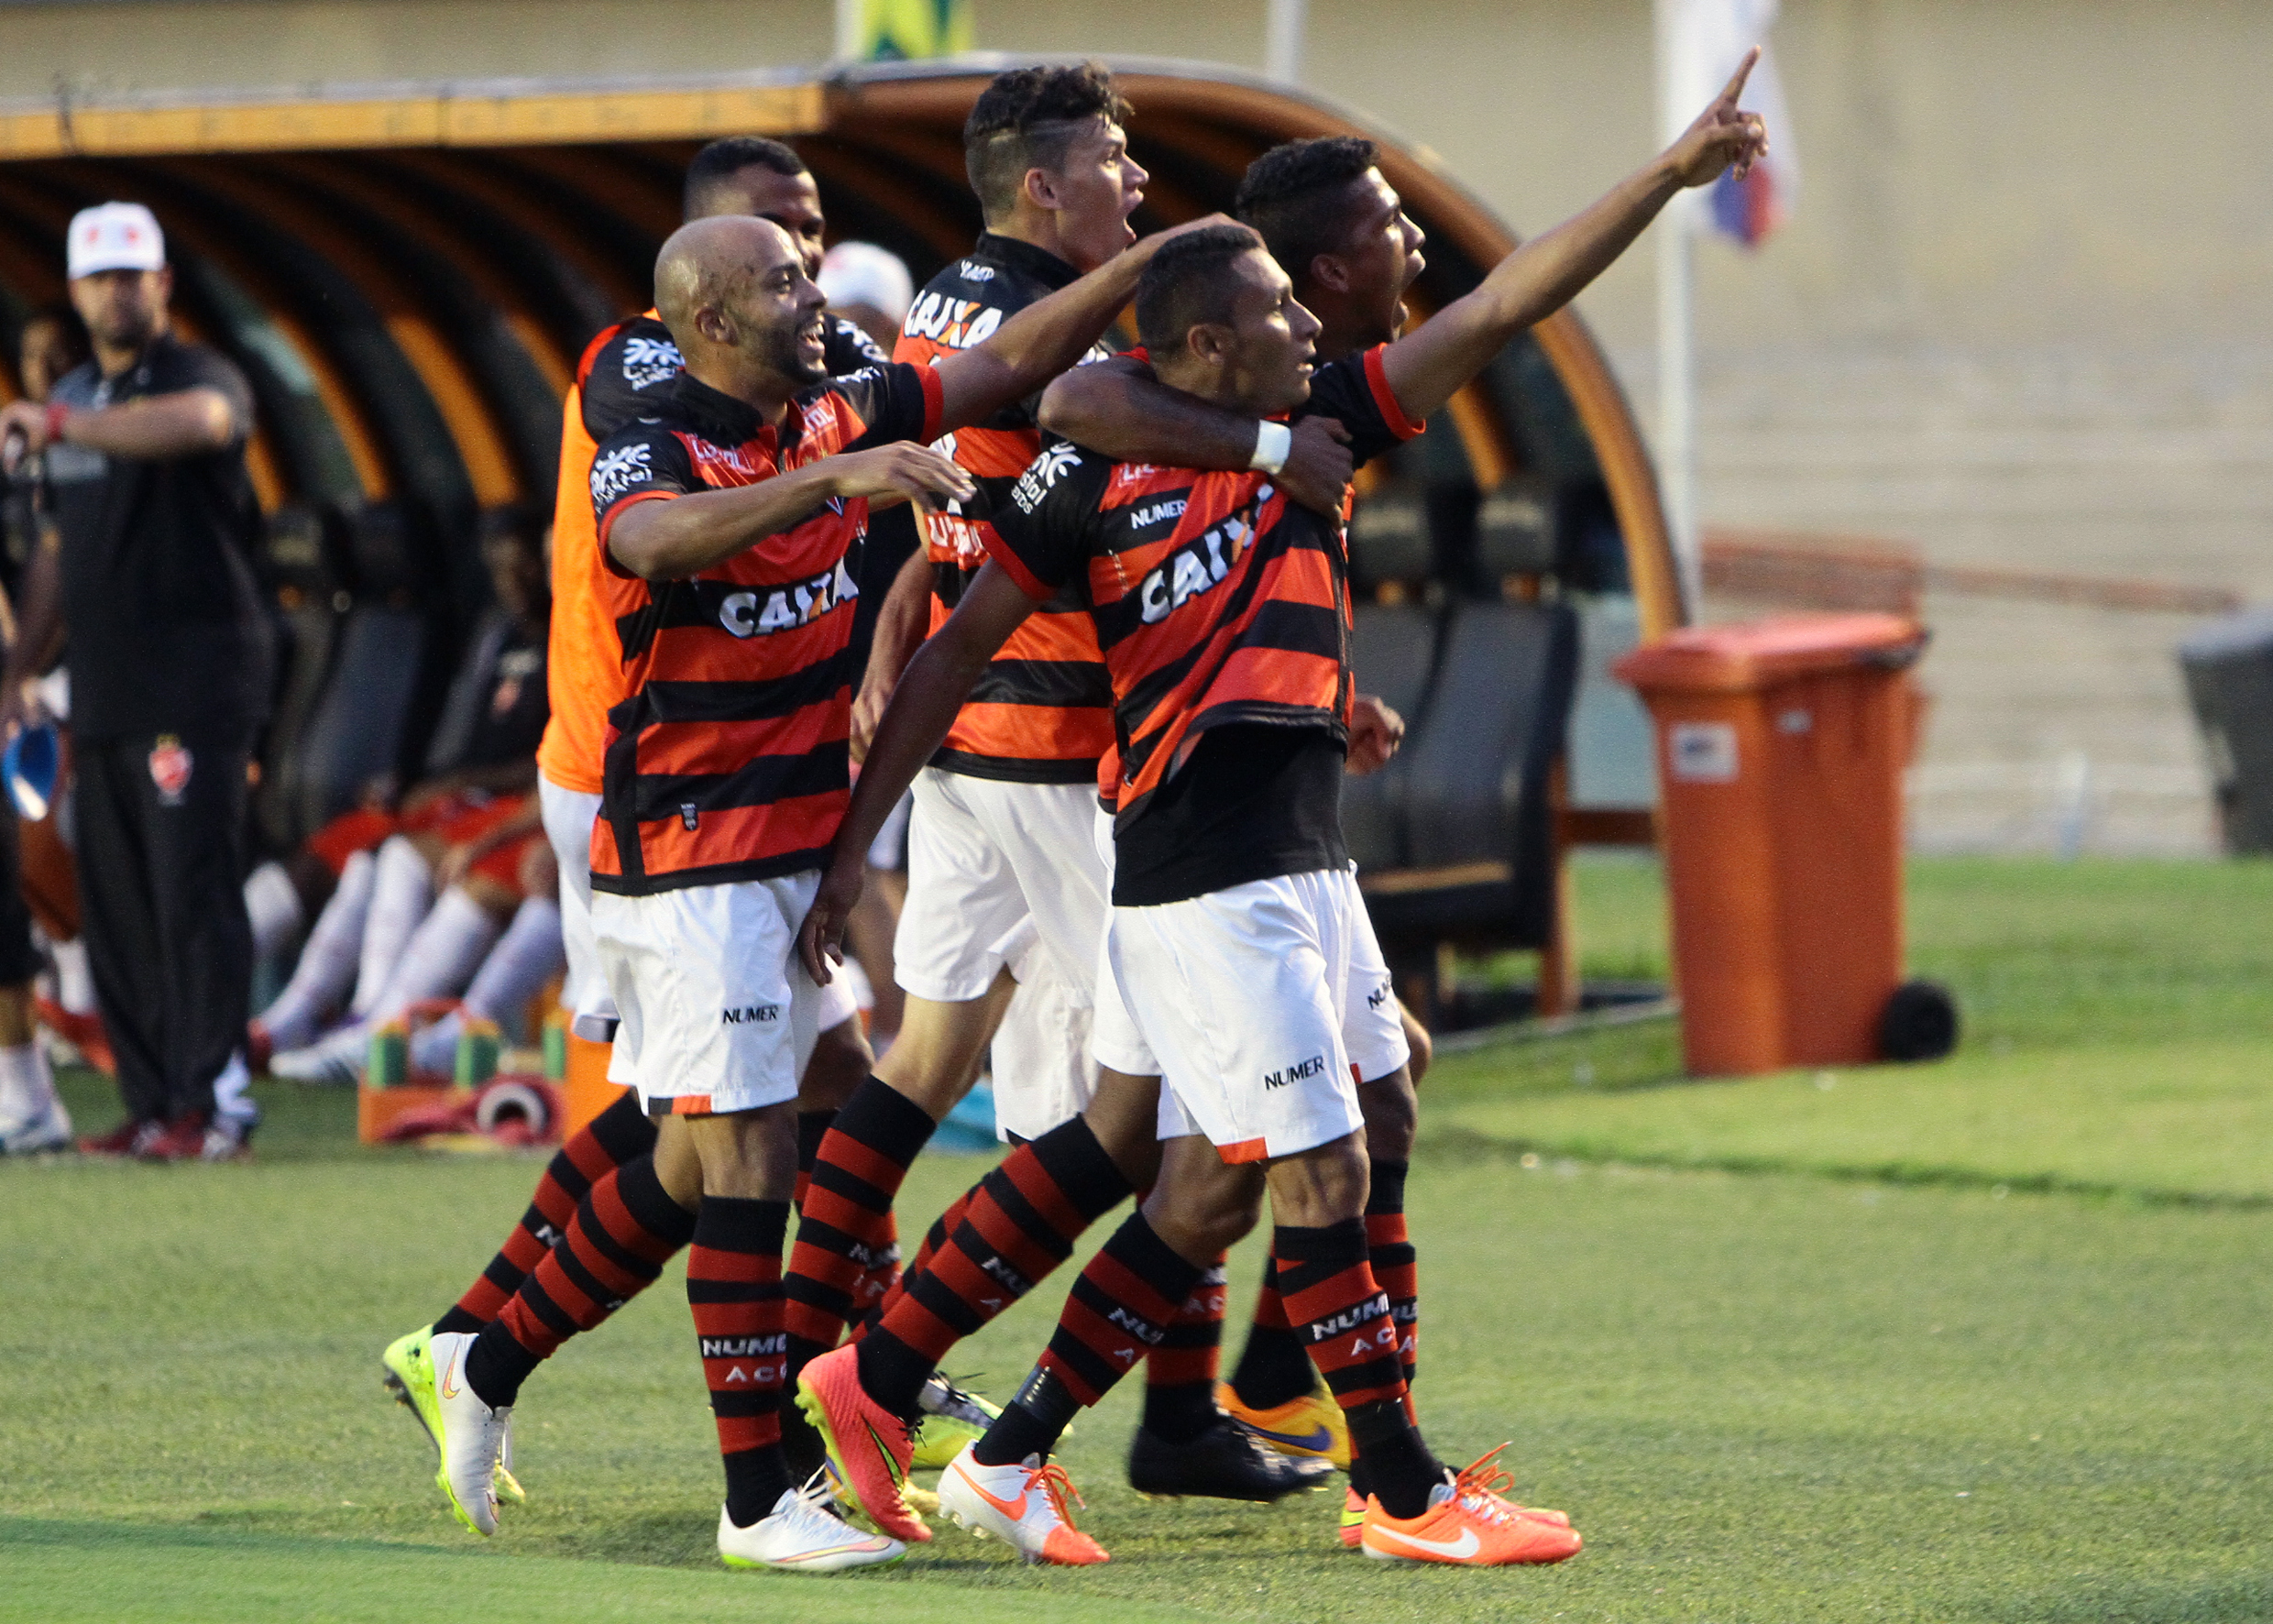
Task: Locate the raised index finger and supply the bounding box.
[1718,46,1761,108]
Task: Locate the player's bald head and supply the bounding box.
[653,214,798,335]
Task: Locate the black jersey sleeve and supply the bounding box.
[1297,346,1426,471]
[824,314,892,374]
[589,420,695,565]
[827,361,945,451]
[983,444,1106,601]
[161,343,257,444]
[581,319,685,443]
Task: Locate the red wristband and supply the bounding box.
[43,401,68,443]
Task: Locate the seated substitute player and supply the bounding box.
[798,60,1770,1567]
[423,205,1226,1570]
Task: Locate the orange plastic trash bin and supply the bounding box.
[1615,613,1948,1077]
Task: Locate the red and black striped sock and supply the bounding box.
[1141,1255,1227,1444]
[689,1195,793,1528]
[792,1108,835,1213]
[855,1172,981,1338]
[435,1089,656,1335]
[847,1212,902,1336]
[855,1115,1131,1419]
[972,1210,1203,1466]
[1276,1219,1438,1519]
[1226,1248,1317,1410]
[463,1156,697,1408]
[783,1079,934,1379]
[1365,1159,1418,1390]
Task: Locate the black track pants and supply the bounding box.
[73,731,254,1125]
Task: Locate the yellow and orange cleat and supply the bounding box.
[1214,1379,1351,1469]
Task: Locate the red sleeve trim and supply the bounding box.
[576,317,630,389]
[981,525,1055,602]
[595,488,677,575]
[1363,345,1424,442]
[917,363,946,444]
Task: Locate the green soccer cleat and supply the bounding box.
[382,1324,525,1504]
[909,1374,1001,1471]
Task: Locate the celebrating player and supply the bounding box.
[423,202,1225,1570]
[796,58,1768,1566]
[781,63,1355,1518]
[376,137,908,1517]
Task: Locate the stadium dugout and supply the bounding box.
[0,55,1678,1024]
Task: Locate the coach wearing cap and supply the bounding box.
[0,202,271,1160]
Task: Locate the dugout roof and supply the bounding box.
[0,53,1684,638]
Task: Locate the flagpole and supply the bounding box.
[1653,0,1703,624]
[1265,0,1307,83]
[834,0,862,60]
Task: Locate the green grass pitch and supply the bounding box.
[5,855,2272,1621]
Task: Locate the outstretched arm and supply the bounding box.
[1039,356,1356,516]
[798,561,1040,979]
[930,216,1232,435]
[1379,49,1769,422]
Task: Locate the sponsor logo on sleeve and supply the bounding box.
[620,335,683,390]
[1010,444,1082,512]
[590,442,653,504]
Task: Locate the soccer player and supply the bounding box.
[783,63,1352,1508]
[373,137,910,1509]
[424,204,1218,1569]
[797,60,1769,1566]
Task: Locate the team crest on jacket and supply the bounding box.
[148,735,192,805]
[620,335,682,390]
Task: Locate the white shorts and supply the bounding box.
[895,769,1106,1004]
[1108,866,1378,1164]
[1086,812,1407,1089]
[592,872,854,1115]
[539,774,617,1041]
[989,917,1100,1143]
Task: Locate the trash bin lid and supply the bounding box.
[1613,613,1926,695]
[2177,606,2273,664]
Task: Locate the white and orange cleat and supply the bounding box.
[1359,1448,1584,1567]
[937,1444,1109,1566]
[795,1344,930,1544]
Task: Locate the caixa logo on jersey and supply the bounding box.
[714,557,861,639]
[903,291,1004,350]
[1137,484,1277,623]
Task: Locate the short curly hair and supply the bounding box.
[964,62,1133,224]
[1234,136,1381,291]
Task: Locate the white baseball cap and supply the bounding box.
[67,202,166,280]
[818,241,914,324]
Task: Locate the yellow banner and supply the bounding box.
[855,0,972,60]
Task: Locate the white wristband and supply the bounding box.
[1249,420,1291,475]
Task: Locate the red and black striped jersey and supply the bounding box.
[984,347,1423,904]
[585,361,943,895]
[895,234,1116,784]
[541,310,888,796]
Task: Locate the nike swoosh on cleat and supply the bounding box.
[861,1417,906,1488]
[957,1467,1029,1522]
[1248,1422,1334,1453]
[1371,1525,1481,1559]
[438,1351,461,1401]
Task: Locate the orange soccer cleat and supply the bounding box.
[1359,1448,1584,1567]
[794,1344,930,1543]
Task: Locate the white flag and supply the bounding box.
[1664,0,1799,246]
